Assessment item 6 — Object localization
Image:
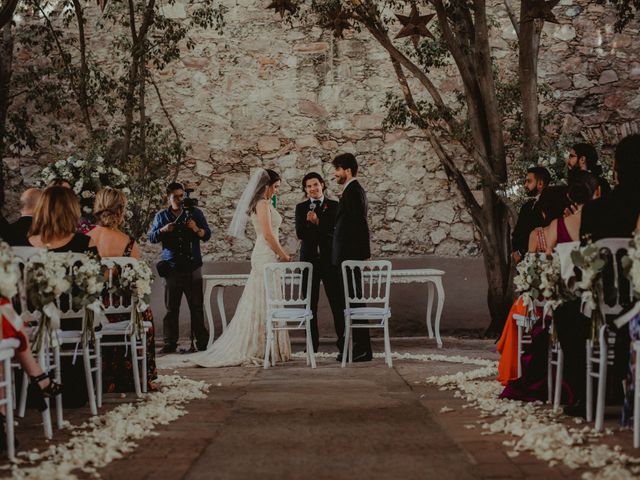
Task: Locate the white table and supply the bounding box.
[203,268,445,348]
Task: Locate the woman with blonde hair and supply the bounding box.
[87,187,157,393]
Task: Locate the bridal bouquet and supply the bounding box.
[26,252,72,352]
[71,254,107,346]
[118,261,153,337]
[570,240,608,340]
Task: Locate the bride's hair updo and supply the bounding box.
[248,169,280,213]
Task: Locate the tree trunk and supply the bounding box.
[0,24,13,207]
[519,1,542,160]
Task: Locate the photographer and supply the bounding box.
[149,182,211,353]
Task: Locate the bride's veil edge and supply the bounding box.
[227,168,269,239]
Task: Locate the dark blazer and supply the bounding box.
[332,180,371,266]
[295,197,338,264]
[0,214,10,243]
[511,199,544,256]
[7,216,33,246]
[580,184,640,241]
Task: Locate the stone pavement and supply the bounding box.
[8,338,638,479]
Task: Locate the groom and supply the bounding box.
[331,153,372,362]
[295,172,342,353]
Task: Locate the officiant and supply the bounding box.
[295,172,343,354]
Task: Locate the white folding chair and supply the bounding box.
[583,238,634,431]
[633,340,640,448]
[341,260,392,368]
[263,262,315,369]
[99,257,152,398]
[11,247,56,439]
[54,253,102,418]
[0,338,20,461]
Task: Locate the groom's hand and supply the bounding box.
[306,212,319,225]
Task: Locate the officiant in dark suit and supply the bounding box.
[331,153,372,362]
[295,172,342,353]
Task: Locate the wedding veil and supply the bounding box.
[227,168,270,239]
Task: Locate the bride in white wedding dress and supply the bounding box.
[161,168,292,368]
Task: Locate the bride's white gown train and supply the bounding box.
[160,204,291,368]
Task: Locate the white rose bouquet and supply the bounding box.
[623,232,640,298]
[570,240,608,340]
[117,261,153,337]
[0,241,22,332]
[72,254,107,346]
[26,252,72,352]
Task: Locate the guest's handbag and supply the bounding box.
[156,260,171,278]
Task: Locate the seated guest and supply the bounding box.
[48,178,72,189]
[511,167,550,264]
[567,142,611,198]
[14,186,95,253]
[544,171,600,251]
[558,134,640,417]
[87,187,157,392]
[623,214,640,426]
[6,188,42,246]
[526,186,570,253]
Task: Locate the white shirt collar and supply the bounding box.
[343,178,357,192]
[310,195,325,205]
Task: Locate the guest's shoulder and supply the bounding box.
[295,199,309,209]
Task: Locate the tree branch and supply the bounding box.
[149,74,182,142]
[503,0,520,38]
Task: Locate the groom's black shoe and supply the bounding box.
[160,344,177,354]
[336,353,343,362]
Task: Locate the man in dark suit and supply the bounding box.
[7,188,41,245]
[331,153,372,362]
[558,134,640,417]
[295,172,342,353]
[511,167,550,263]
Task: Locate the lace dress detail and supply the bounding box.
[188,202,291,367]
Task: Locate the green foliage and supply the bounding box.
[599,0,640,30]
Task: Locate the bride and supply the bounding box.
[187,168,292,367]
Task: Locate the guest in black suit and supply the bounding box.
[558,134,640,417]
[331,153,372,362]
[295,172,342,353]
[567,142,611,198]
[7,188,41,245]
[511,167,550,263]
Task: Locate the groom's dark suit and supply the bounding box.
[295,196,343,352]
[332,179,372,357]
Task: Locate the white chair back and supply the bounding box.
[263,262,313,310]
[593,238,634,316]
[553,241,580,284]
[54,252,90,320]
[10,247,46,323]
[341,260,392,310]
[101,257,138,315]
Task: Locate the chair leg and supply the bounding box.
[82,345,97,416]
[595,342,608,432]
[130,335,142,397]
[53,346,63,430]
[18,371,28,418]
[634,346,640,448]
[96,337,103,408]
[586,340,594,422]
[554,347,563,411]
[263,321,272,369]
[384,321,392,368]
[142,332,148,394]
[547,343,553,404]
[341,316,350,368]
[4,357,15,461]
[517,325,523,378]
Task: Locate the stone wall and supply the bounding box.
[3,0,640,262]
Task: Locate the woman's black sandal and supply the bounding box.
[31,372,62,398]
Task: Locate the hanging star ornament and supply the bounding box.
[524,0,561,23]
[266,0,296,18]
[395,4,435,48]
[322,5,353,38]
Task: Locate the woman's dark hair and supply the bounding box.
[567,170,599,206]
[536,186,570,225]
[249,169,281,213]
[572,142,602,176]
[301,172,325,192]
[332,153,358,176]
[615,134,640,186]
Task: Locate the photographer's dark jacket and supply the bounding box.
[148,207,211,272]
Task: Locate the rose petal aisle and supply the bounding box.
[5,375,209,479]
[294,351,640,479]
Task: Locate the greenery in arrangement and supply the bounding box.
[0,0,225,237]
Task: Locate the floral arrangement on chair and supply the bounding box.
[71,254,107,346]
[117,261,153,338]
[622,232,640,298]
[570,240,608,340]
[0,241,17,300]
[26,252,72,352]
